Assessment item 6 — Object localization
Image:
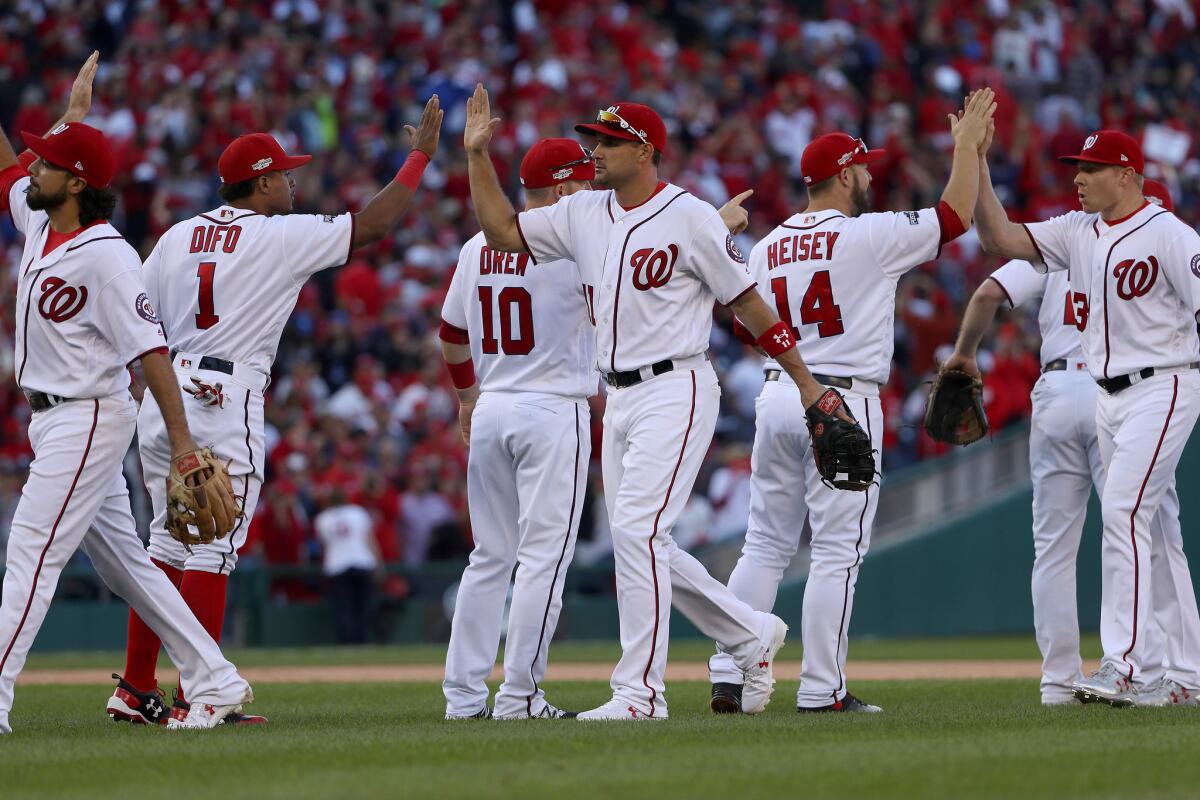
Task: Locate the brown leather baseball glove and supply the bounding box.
[165,448,242,547]
[924,368,989,445]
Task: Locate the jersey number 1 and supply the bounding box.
[195,261,219,329]
[770,272,844,339]
[478,286,534,355]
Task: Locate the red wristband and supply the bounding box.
[445,358,476,390]
[397,150,430,191]
[756,321,796,357]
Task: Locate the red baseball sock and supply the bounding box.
[174,570,229,704]
[122,558,183,693]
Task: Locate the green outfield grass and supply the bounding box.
[2,678,1199,800]
[19,632,1103,671]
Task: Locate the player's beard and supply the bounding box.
[850,176,872,216]
[26,184,69,212]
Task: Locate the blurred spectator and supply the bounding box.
[314,488,379,645]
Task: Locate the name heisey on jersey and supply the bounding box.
[767,231,840,270]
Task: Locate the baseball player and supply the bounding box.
[0,64,255,733]
[946,182,1197,705]
[108,97,444,725]
[975,115,1200,706]
[440,138,597,720]
[707,91,994,715]
[463,85,870,721]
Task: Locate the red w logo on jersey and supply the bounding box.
[630,244,679,291]
[1113,256,1159,300]
[37,276,88,323]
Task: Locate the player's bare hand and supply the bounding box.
[942,352,981,379]
[979,118,995,158]
[405,95,443,159]
[65,50,99,123]
[949,87,995,151]
[719,190,753,235]
[464,84,501,155]
[457,397,477,445]
[799,382,856,424]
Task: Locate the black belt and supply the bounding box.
[764,369,852,391]
[170,350,234,376]
[25,391,71,413]
[604,359,675,389]
[1096,362,1199,395]
[1042,359,1068,373]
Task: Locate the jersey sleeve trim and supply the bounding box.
[342,213,357,267]
[513,215,538,265]
[0,163,28,226]
[985,275,1015,309]
[438,319,470,344]
[1020,223,1046,266]
[722,282,759,307]
[935,200,966,254]
[128,345,169,366]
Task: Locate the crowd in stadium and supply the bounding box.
[1,0,1197,586]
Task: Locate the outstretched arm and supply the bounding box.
[943,279,1008,378]
[730,291,826,409]
[940,88,995,229]
[464,84,526,253]
[352,95,443,249]
[974,119,1041,262]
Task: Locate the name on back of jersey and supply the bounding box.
[480,246,529,276]
[766,231,841,270]
[189,224,243,254]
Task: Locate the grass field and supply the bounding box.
[5,637,1200,800]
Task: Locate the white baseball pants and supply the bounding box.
[0,394,249,731]
[707,378,883,708]
[443,392,589,718]
[603,364,774,718]
[1096,371,1200,686]
[141,364,265,575]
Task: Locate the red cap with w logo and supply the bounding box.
[1059,130,1144,174]
[21,122,117,188]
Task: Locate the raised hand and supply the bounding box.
[941,351,981,379]
[719,189,754,235]
[949,87,996,152]
[404,94,443,159]
[64,50,100,124]
[464,83,501,155]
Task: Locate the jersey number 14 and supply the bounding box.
[769,272,844,340]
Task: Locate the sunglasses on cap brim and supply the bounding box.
[596,110,649,145]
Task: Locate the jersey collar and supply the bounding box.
[609,181,683,220]
[783,210,846,229]
[201,205,261,224]
[26,219,121,272]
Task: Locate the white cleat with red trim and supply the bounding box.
[741,615,789,715]
[1136,678,1200,708]
[167,701,245,729]
[576,697,665,721]
[1072,663,1136,707]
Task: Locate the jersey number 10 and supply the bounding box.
[478,286,534,355]
[769,271,844,340]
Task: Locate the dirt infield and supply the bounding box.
[17,658,1097,686]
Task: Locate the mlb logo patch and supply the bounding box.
[180,358,192,368]
[220,208,234,219]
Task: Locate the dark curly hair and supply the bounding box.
[218,178,256,203]
[77,186,117,226]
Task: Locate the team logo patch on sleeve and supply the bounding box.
[323,214,336,223]
[726,235,746,263]
[904,211,920,225]
[135,293,160,324]
[1191,254,1200,279]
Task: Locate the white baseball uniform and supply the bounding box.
[1025,203,1200,685]
[0,166,250,733]
[708,206,950,707]
[139,205,354,574]
[989,260,1200,701]
[440,232,595,718]
[516,183,776,717]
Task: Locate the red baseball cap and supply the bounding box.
[575,103,667,154]
[1142,178,1174,212]
[218,133,312,184]
[1059,130,1144,174]
[800,133,886,186]
[520,138,596,189]
[21,122,117,189]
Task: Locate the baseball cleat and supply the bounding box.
[106,674,168,725]
[166,701,246,729]
[493,702,577,720]
[171,688,267,725]
[1072,663,1136,707]
[445,707,493,720]
[797,692,882,713]
[710,682,743,714]
[576,697,664,721]
[741,615,788,715]
[1135,678,1200,708]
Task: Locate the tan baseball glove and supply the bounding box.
[165,448,242,547]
